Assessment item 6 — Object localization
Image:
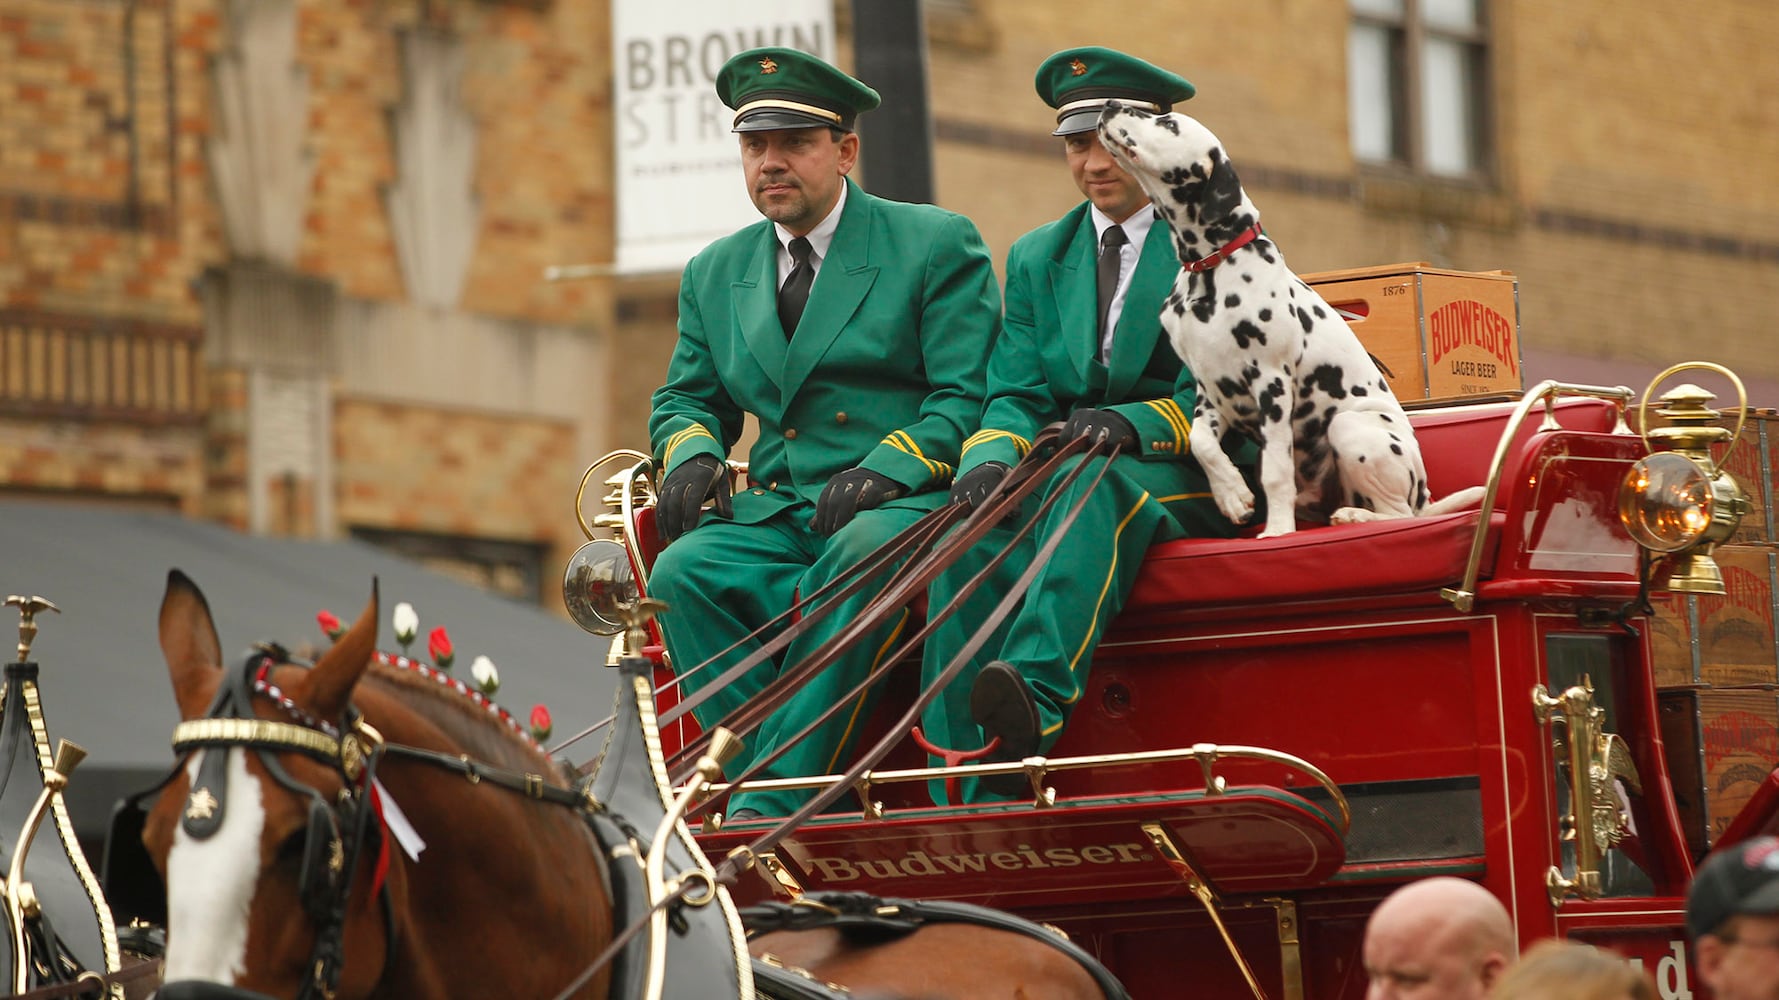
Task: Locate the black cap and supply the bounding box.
[1687,836,1779,939]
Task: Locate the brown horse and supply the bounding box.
[143,573,613,999]
[139,571,1122,1000]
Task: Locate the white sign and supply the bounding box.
[612,1,836,274]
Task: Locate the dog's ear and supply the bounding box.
[1201,148,1245,223]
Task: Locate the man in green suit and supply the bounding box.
[920,48,1255,799]
[648,48,1000,819]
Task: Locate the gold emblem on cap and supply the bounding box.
[1069,58,1087,76]
[759,56,779,74]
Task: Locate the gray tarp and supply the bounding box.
[0,499,619,844]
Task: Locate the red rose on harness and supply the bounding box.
[428,627,454,669]
[317,610,345,641]
[529,704,553,742]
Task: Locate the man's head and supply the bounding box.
[1033,47,1194,224]
[1362,877,1516,1000]
[716,48,879,235]
[1689,836,1779,1000]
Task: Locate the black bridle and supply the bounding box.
[149,648,594,1000]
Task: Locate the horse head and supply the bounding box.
[142,570,611,1000]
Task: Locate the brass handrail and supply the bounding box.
[704,741,1350,834]
[1439,381,1636,612]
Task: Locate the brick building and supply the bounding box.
[1,0,1775,607]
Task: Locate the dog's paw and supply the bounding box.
[1330,506,1382,526]
[1214,483,1256,524]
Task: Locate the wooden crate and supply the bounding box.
[1659,687,1779,858]
[1302,262,1522,402]
[1692,545,1779,687]
[1649,592,1698,688]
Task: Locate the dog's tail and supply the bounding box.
[1422,485,1488,515]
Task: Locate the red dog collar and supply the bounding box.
[1185,222,1264,273]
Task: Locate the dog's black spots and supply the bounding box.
[1258,308,1272,322]
[1415,479,1429,508]
[1301,416,1325,441]
[1216,376,1246,400]
[1224,294,1241,308]
[1192,296,1218,323]
[1243,272,1254,282]
[1178,229,1198,245]
[1242,363,1261,384]
[1231,320,1267,350]
[1388,433,1400,442]
[1155,116,1181,135]
[1351,385,1368,397]
[1293,399,1316,420]
[1378,379,1389,392]
[1311,305,1326,319]
[1257,245,1277,265]
[1351,491,1375,512]
[1380,413,1393,423]
[1170,300,1186,316]
[1288,286,1296,298]
[1389,443,1403,456]
[1304,365,1348,400]
[1297,306,1315,334]
[1258,378,1286,424]
[1357,454,1366,463]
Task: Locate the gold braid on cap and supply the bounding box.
[733,98,843,126]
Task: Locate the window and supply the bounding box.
[1348,0,1491,179]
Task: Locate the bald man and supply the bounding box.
[1363,877,1517,1000]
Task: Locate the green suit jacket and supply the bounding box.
[959,203,1195,472]
[651,180,1001,523]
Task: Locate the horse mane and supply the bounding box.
[356,653,564,782]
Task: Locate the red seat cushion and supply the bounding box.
[1126,509,1502,612]
[1123,396,1623,612]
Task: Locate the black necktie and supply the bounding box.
[1096,224,1129,340]
[779,236,815,337]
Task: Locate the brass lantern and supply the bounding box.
[1619,364,1751,594]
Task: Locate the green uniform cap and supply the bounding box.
[1034,47,1195,136]
[716,47,881,133]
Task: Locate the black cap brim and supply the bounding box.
[734,108,849,133]
[1053,107,1107,136]
[1053,97,1166,137]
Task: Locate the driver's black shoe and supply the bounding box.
[969,661,1041,797]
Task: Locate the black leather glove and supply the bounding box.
[656,455,732,542]
[1061,408,1137,451]
[950,462,1010,511]
[812,467,905,537]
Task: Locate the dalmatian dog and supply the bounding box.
[1097,103,1484,537]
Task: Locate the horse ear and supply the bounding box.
[303,579,379,721]
[159,569,224,721]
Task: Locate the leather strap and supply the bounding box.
[693,432,1107,802]
[713,433,1121,863]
